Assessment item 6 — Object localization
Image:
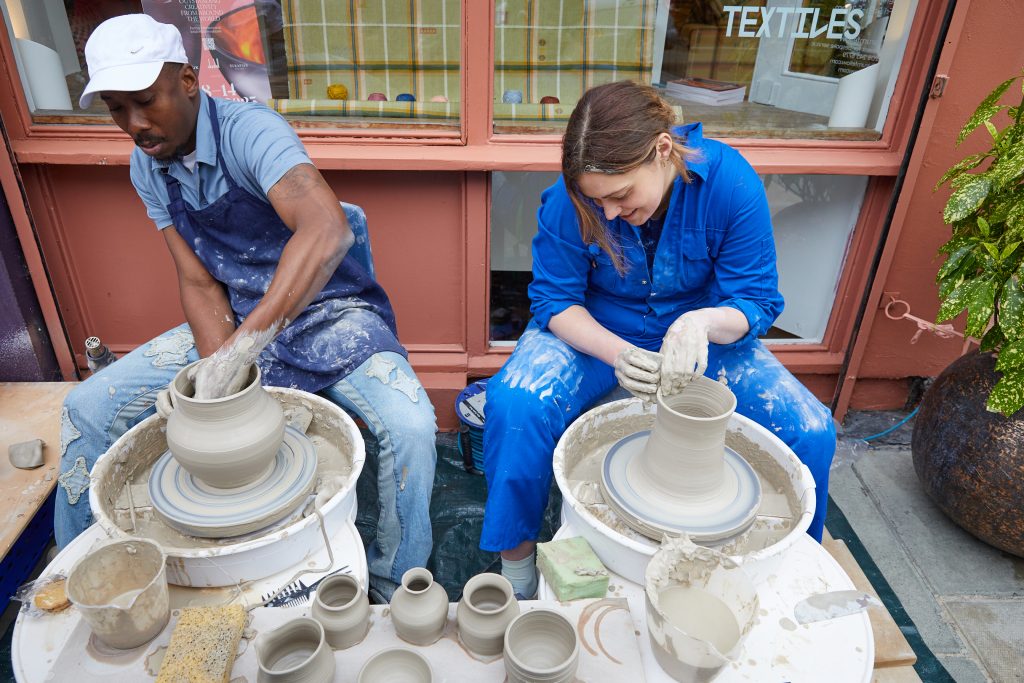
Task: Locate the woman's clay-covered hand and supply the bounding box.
[614,346,663,403]
[660,312,711,396]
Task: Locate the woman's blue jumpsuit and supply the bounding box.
[481,123,836,549]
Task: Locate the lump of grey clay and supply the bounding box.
[283,405,314,434]
[9,439,45,469]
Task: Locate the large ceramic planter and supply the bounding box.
[456,573,520,656]
[912,351,1024,557]
[165,360,285,489]
[389,568,449,646]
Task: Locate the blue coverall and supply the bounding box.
[481,123,836,549]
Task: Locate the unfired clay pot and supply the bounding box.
[456,572,520,657]
[357,647,434,682]
[503,608,580,683]
[389,567,449,646]
[310,574,371,649]
[256,617,335,683]
[164,360,285,489]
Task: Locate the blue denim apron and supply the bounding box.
[162,98,405,391]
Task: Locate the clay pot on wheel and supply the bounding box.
[456,573,520,656]
[912,351,1024,557]
[310,574,371,649]
[163,360,285,489]
[389,568,449,645]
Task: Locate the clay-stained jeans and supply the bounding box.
[480,321,837,551]
[55,323,437,601]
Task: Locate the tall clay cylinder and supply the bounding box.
[310,574,371,649]
[630,377,737,502]
[389,568,449,646]
[456,573,520,656]
[165,361,285,489]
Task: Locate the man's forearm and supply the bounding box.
[179,279,235,357]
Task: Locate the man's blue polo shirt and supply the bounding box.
[129,92,310,229]
[528,122,784,351]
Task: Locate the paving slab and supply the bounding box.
[829,457,966,654]
[945,600,1024,683]
[850,448,1024,596]
[936,654,994,683]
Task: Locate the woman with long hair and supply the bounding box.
[481,81,835,599]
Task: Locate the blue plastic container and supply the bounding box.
[455,379,488,473]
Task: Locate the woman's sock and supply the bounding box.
[502,552,538,598]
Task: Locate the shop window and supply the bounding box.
[493,0,918,139]
[4,0,460,130]
[489,171,866,345]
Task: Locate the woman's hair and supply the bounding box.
[562,80,697,272]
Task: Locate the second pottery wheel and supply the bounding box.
[149,425,318,538]
[601,430,762,543]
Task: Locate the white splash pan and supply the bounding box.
[553,397,815,586]
[89,388,364,588]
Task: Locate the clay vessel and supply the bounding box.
[164,360,285,489]
[310,573,371,649]
[456,572,520,656]
[357,647,433,682]
[256,617,335,683]
[629,378,737,504]
[503,608,579,683]
[65,538,169,650]
[389,567,449,646]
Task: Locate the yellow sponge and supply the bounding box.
[156,605,247,683]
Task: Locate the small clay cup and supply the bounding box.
[503,608,580,683]
[310,573,371,649]
[66,538,170,650]
[357,647,433,682]
[256,617,335,683]
[456,572,520,656]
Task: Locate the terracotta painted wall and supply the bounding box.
[849,0,1024,409]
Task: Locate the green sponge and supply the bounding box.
[537,537,609,601]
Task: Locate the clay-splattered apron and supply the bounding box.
[162,98,405,391]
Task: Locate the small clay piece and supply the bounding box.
[456,573,519,656]
[33,578,70,612]
[310,574,370,649]
[283,404,313,434]
[9,438,44,469]
[367,92,387,101]
[396,93,416,102]
[326,83,348,100]
[357,647,433,682]
[256,617,335,683]
[503,608,579,683]
[540,95,560,104]
[502,89,523,104]
[430,95,448,102]
[389,567,448,646]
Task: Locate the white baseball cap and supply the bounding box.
[80,14,189,109]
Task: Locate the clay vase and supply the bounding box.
[256,617,335,683]
[628,377,737,506]
[357,647,433,682]
[912,351,1024,557]
[310,574,371,649]
[503,608,580,683]
[455,573,520,657]
[389,567,449,646]
[164,360,285,489]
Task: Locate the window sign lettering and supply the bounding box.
[722,6,864,40]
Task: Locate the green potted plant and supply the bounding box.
[912,72,1024,558]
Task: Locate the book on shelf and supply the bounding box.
[664,77,746,106]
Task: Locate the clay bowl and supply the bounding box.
[357,647,433,682]
[503,608,579,683]
[256,617,335,683]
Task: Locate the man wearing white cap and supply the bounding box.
[58,14,437,602]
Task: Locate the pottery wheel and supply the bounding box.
[601,430,762,543]
[149,426,318,539]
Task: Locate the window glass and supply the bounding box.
[4,0,460,131]
[489,171,866,345]
[494,0,919,139]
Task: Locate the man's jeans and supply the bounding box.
[55,324,437,600]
